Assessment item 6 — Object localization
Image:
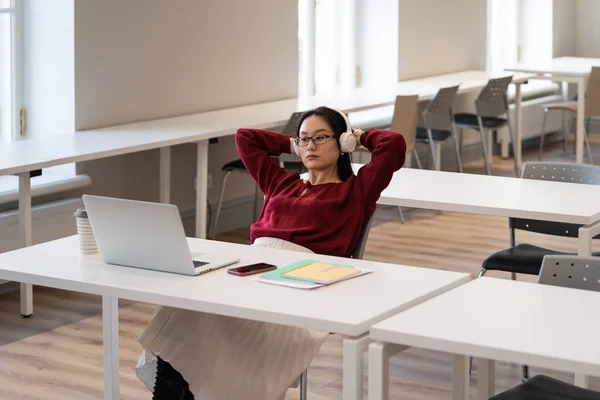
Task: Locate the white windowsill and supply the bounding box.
[0,164,91,206]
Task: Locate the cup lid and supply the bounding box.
[74,208,88,218]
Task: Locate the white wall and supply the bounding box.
[397,0,487,80]
[575,0,600,57]
[74,0,297,131]
[23,0,75,139]
[72,0,298,230]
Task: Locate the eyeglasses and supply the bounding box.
[295,135,334,147]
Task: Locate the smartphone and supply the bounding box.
[228,263,277,277]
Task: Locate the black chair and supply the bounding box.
[477,161,600,380]
[454,76,519,176]
[490,375,600,400]
[415,85,463,172]
[488,255,600,400]
[480,161,600,281]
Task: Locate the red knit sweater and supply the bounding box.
[235,128,406,257]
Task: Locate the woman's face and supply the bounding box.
[297,115,340,171]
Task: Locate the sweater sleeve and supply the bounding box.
[353,129,407,204]
[235,128,294,196]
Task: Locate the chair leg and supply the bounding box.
[212,170,232,239]
[413,148,423,169]
[504,112,520,177]
[299,369,308,400]
[477,117,492,175]
[539,109,548,160]
[451,123,464,173]
[585,117,594,164]
[522,365,530,382]
[563,110,569,152]
[459,128,464,158]
[397,207,405,224]
[469,267,489,375]
[426,129,439,170]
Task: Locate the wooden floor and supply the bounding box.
[1,139,599,400]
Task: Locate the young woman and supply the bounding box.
[135,106,407,400]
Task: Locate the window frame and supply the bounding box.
[0,0,24,142]
[298,0,357,96]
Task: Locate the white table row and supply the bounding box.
[507,56,600,165]
[362,164,600,256]
[369,277,600,399]
[0,235,470,400]
[1,68,532,316]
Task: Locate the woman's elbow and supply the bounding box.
[391,132,407,154]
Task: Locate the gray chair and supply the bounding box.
[391,95,421,223]
[488,254,600,400]
[539,66,600,164]
[298,214,374,400]
[415,85,463,172]
[538,254,600,291]
[454,76,519,176]
[212,114,305,239]
[471,162,600,379]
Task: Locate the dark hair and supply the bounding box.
[295,106,355,182]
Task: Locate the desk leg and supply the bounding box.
[576,77,585,164]
[368,342,407,400]
[577,220,600,256]
[159,147,171,204]
[102,295,119,400]
[342,333,370,400]
[575,374,589,388]
[195,140,209,239]
[514,83,523,173]
[476,358,495,400]
[18,173,33,317]
[453,355,469,400]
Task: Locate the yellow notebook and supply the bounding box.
[282,262,360,284]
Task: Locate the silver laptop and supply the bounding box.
[81,195,239,276]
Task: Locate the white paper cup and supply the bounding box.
[74,208,97,254]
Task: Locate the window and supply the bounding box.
[0,0,22,143]
[298,0,356,96]
[487,0,552,72]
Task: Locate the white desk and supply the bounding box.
[2,69,531,316]
[0,235,470,400]
[358,166,600,256]
[507,57,600,165]
[0,87,411,317]
[368,277,600,399]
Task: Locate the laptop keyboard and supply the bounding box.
[193,260,209,269]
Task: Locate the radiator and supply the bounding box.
[498,93,565,157]
[0,198,81,285]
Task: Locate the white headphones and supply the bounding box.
[294,108,357,156]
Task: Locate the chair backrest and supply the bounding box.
[538,255,600,292]
[511,162,600,238]
[350,214,374,259]
[391,95,419,153]
[422,85,460,131]
[585,66,600,117]
[474,76,513,118]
